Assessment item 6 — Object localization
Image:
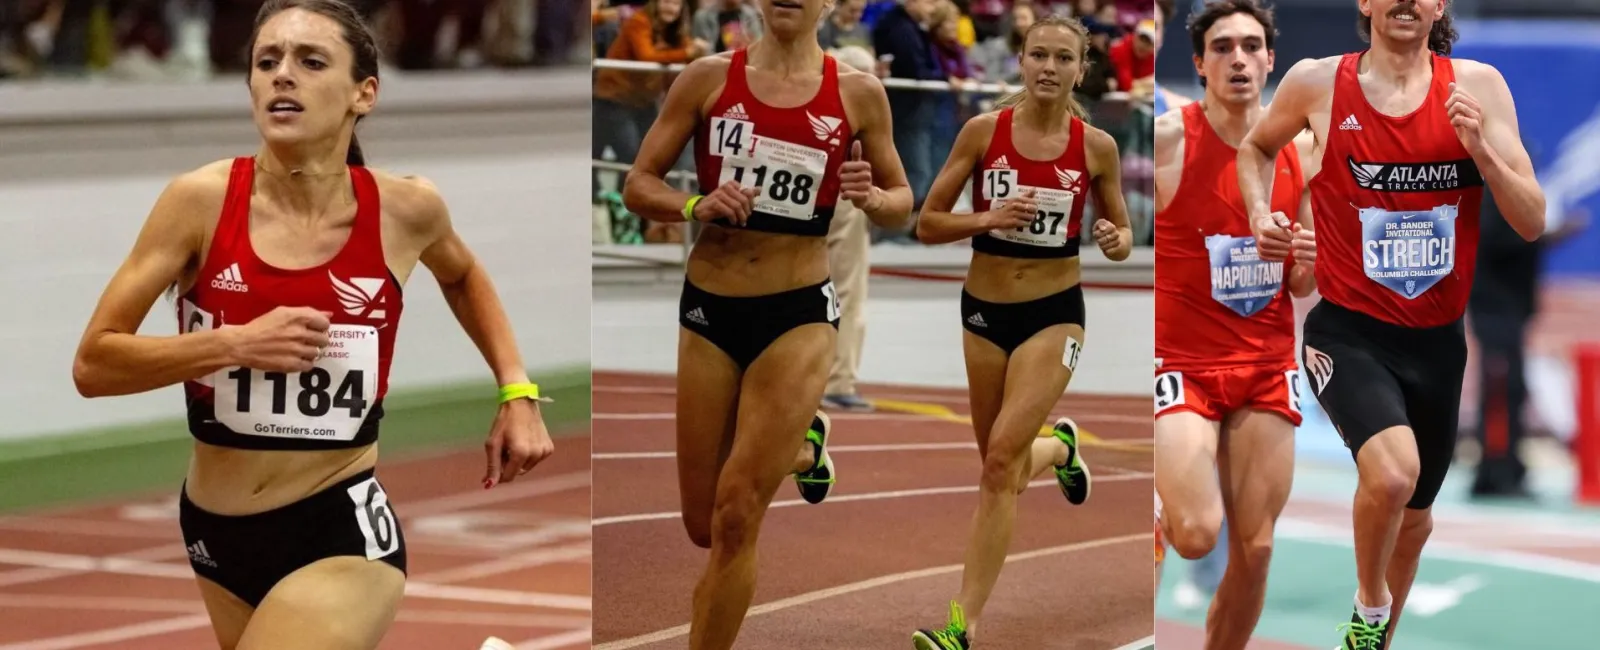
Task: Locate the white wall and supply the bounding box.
[0,85,590,440]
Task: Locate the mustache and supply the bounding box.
[1388,1,1419,18]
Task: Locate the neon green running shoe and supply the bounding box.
[912,601,970,650]
[795,411,835,504]
[1053,417,1091,505]
[1336,609,1390,650]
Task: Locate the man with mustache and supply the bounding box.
[1236,1,1545,648]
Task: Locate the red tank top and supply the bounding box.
[179,157,403,450]
[969,107,1089,259]
[1310,52,1483,328]
[1156,102,1302,371]
[693,48,852,237]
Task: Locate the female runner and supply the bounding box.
[621,0,913,646]
[911,14,1134,649]
[70,1,553,648]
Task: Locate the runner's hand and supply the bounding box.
[1092,218,1120,253]
[483,398,555,489]
[839,141,879,211]
[1291,222,1317,270]
[1446,82,1487,159]
[1252,211,1293,262]
[229,306,330,373]
[693,181,760,226]
[982,188,1036,230]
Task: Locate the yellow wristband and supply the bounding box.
[499,382,551,404]
[682,195,703,221]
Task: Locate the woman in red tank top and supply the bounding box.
[69,2,551,648]
[620,0,913,647]
[911,15,1133,649]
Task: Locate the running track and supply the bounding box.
[591,370,1154,649]
[0,434,593,650]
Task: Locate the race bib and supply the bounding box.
[990,184,1078,247]
[180,299,215,387]
[1205,234,1282,318]
[1360,205,1457,299]
[213,324,379,441]
[718,135,827,221]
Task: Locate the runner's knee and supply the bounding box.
[1168,509,1222,560]
[709,481,764,552]
[682,512,713,549]
[1229,529,1275,575]
[1356,436,1421,509]
[980,448,1024,494]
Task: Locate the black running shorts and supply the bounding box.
[1301,299,1467,510]
[679,278,841,369]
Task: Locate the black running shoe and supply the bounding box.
[1336,608,1390,650]
[912,601,970,650]
[794,411,835,504]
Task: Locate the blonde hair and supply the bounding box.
[995,14,1090,121]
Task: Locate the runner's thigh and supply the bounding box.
[235,556,405,650]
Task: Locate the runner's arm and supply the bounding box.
[622,58,718,224]
[1086,125,1133,261]
[844,73,914,229]
[915,115,999,244]
[1152,109,1184,214]
[1288,129,1319,298]
[1239,58,1324,230]
[408,178,531,388]
[73,172,235,397]
[1459,61,1545,241]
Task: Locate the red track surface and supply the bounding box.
[591,370,1153,649]
[0,434,593,649]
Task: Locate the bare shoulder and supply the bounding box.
[1279,55,1341,97]
[159,158,233,217]
[1450,57,1511,94]
[838,66,889,103]
[370,168,449,234]
[1154,107,1184,141]
[1082,120,1119,156]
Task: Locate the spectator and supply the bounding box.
[395,0,491,69]
[970,0,1031,83]
[1107,17,1155,98]
[872,0,943,212]
[692,0,761,54]
[819,0,871,52]
[1077,20,1117,99]
[927,0,971,157]
[593,0,706,191]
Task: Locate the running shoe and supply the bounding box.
[912,601,970,650]
[1052,417,1091,505]
[822,392,874,412]
[1336,609,1390,650]
[795,410,835,504]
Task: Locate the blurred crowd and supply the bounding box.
[592,0,1156,246]
[0,0,587,81]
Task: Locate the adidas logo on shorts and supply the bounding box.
[685,307,709,326]
[967,313,987,328]
[187,540,218,568]
[210,263,249,293]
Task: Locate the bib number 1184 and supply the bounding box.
[225,367,368,418]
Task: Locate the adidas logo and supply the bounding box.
[685,308,709,326]
[723,103,749,120]
[210,263,248,293]
[330,272,387,319]
[1339,114,1362,131]
[992,155,1010,169]
[187,540,217,568]
[967,313,987,328]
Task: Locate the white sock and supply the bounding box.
[1355,593,1392,625]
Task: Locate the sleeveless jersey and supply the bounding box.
[1310,52,1483,328]
[969,107,1090,259]
[178,157,403,451]
[694,48,853,237]
[1156,102,1303,371]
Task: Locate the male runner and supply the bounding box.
[1154,2,1317,648]
[1236,1,1544,647]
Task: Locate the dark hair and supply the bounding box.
[1157,0,1174,24]
[996,15,1091,121]
[1187,0,1278,60]
[1358,2,1456,56]
[247,0,381,166]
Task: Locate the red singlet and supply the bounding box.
[693,48,853,238]
[1309,52,1484,328]
[1155,101,1302,372]
[180,157,403,451]
[968,106,1090,259]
